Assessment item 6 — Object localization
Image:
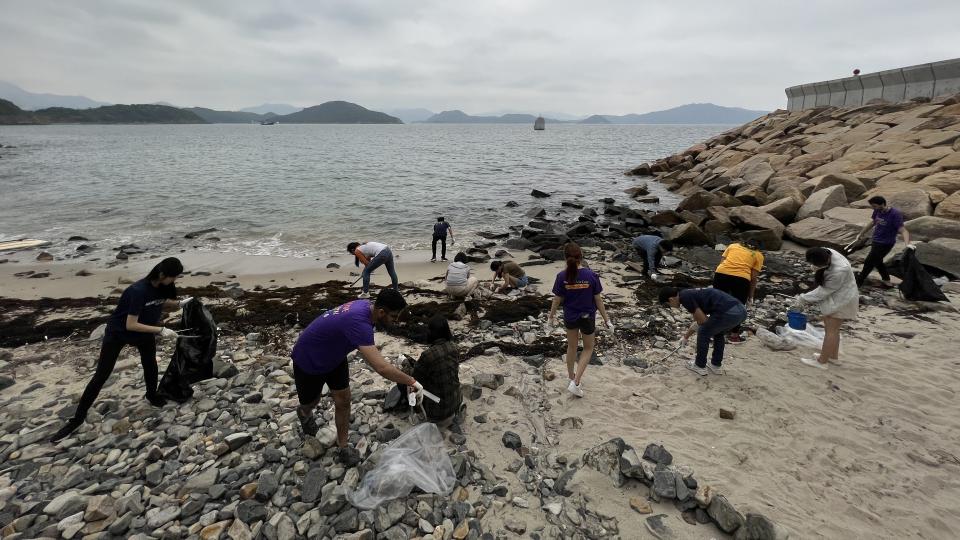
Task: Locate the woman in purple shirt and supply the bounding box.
[547,243,612,397]
[854,196,911,288]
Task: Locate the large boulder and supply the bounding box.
[734,184,769,206]
[705,205,732,224]
[934,191,960,220]
[741,161,775,190]
[905,216,960,241]
[862,179,948,205]
[785,217,863,250]
[729,206,786,236]
[916,238,960,278]
[677,190,718,212]
[882,189,933,220]
[650,211,685,226]
[796,184,847,221]
[822,207,874,226]
[666,223,710,245]
[767,185,807,205]
[738,229,783,250]
[809,173,867,200]
[919,170,960,195]
[758,197,801,224]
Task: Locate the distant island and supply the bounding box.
[425,110,562,124]
[581,103,769,124]
[0,99,206,124]
[278,101,401,124]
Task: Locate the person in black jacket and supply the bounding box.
[50,257,191,443]
[412,316,462,424]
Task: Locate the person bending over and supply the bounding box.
[489,260,528,292]
[659,286,746,377]
[290,288,422,464]
[411,316,463,425]
[632,235,673,277]
[431,217,455,262]
[51,257,191,443]
[712,239,764,343]
[347,240,399,298]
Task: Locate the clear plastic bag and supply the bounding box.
[774,324,825,350]
[756,327,796,351]
[346,423,456,509]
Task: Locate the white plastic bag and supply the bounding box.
[774,324,825,350]
[346,423,456,509]
[756,327,796,351]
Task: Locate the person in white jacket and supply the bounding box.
[796,247,859,369]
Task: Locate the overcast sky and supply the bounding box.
[3,0,958,115]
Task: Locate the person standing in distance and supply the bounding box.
[547,243,612,397]
[50,257,191,443]
[290,288,422,465]
[854,196,910,288]
[347,241,399,298]
[431,217,454,262]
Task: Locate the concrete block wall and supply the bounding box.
[785,58,960,111]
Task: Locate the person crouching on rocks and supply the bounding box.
[795,247,860,369]
[347,241,399,299]
[659,286,746,377]
[631,235,673,278]
[444,252,480,299]
[411,316,463,425]
[290,288,422,465]
[51,257,191,443]
[548,243,612,397]
[489,259,528,293]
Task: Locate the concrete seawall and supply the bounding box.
[786,58,960,111]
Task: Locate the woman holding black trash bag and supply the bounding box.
[50,257,192,443]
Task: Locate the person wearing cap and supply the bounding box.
[431,217,455,262]
[712,240,764,343]
[290,288,423,465]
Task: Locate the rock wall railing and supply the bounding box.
[786,58,960,111]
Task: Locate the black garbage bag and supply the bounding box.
[157,298,218,402]
[898,248,948,302]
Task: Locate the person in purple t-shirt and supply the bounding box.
[290,288,422,465]
[547,243,612,398]
[854,196,911,288]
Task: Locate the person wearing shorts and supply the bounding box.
[290,288,422,464]
[548,243,612,398]
[490,260,528,292]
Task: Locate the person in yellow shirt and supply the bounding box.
[712,240,764,343]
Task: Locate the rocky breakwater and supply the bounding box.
[626,94,960,276]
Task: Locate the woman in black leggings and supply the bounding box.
[50,257,190,442]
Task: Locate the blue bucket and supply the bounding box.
[787,311,807,330]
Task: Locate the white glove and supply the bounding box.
[679,337,688,349]
[159,328,178,340]
[605,320,615,332]
[179,297,194,307]
[650,273,659,280]
[408,381,424,407]
[906,242,918,250]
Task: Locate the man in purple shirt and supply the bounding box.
[855,196,911,288]
[291,288,421,464]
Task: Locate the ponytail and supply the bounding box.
[144,257,183,299]
[564,242,582,284]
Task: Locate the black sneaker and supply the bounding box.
[146,393,167,408]
[297,409,319,437]
[50,419,82,443]
[337,446,361,467]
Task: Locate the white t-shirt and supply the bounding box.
[358,242,387,258]
[445,262,471,286]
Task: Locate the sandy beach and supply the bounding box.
[2,240,959,539]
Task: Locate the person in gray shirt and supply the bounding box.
[631,235,673,277]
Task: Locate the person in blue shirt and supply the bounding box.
[632,235,673,277]
[659,286,747,376]
[50,257,191,443]
[431,217,455,262]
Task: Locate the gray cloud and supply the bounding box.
[3,0,958,114]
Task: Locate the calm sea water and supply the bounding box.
[0,123,729,258]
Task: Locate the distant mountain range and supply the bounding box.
[0,99,205,124]
[580,103,769,124]
[240,103,301,115]
[384,108,436,123]
[0,81,109,110]
[424,110,565,124]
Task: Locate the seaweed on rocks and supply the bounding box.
[464,337,564,361]
[478,295,551,325]
[0,296,111,347]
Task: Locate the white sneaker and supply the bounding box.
[567,380,584,397]
[686,361,708,376]
[706,364,724,375]
[358,292,370,299]
[800,357,827,370]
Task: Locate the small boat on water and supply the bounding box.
[534,116,545,131]
[260,120,279,125]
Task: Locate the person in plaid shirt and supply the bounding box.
[412,316,462,424]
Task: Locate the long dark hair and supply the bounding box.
[145,257,183,299]
[427,315,453,343]
[805,247,831,286]
[564,242,582,284]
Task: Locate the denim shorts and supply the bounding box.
[516,275,529,288]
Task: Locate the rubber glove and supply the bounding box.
[159,328,178,340]
[650,273,659,280]
[679,337,688,349]
[408,381,424,407]
[179,296,194,307]
[605,320,615,332]
[906,242,918,250]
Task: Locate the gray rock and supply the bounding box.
[624,356,648,369]
[733,513,780,540]
[301,468,328,503]
[317,489,347,516]
[84,495,115,522]
[582,438,627,487]
[554,469,576,497]
[109,511,134,535]
[225,432,253,451]
[501,431,522,450]
[653,465,677,499]
[473,374,504,390]
[332,508,359,533]
[181,466,220,496]
[521,355,546,367]
[256,471,279,502]
[43,492,87,518]
[505,520,527,534]
[236,500,268,524]
[916,238,960,277]
[145,506,181,529]
[708,495,745,534]
[642,443,673,465]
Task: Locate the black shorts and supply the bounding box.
[712,272,750,304]
[564,315,596,335]
[292,360,350,404]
